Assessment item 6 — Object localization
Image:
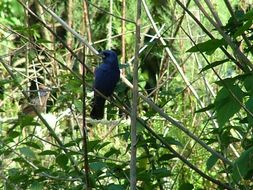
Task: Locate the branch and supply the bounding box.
[130,0,141,189]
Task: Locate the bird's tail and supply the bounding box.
[90,95,105,119]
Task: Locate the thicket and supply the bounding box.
[0,0,253,190]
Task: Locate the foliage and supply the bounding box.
[0,0,253,190]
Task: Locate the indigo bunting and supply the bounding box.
[90,50,120,119]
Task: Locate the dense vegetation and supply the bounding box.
[0,0,253,189]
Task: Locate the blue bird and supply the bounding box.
[90,50,120,119]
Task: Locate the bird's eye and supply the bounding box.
[103,52,109,57]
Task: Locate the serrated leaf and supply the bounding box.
[19,147,36,159]
[56,154,68,169]
[206,154,218,170]
[200,59,229,73]
[187,39,225,54]
[214,85,244,127]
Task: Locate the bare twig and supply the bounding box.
[87,1,135,25]
[0,58,82,176]
[22,3,235,188]
[193,0,253,70]
[37,1,100,56]
[130,1,141,189]
[82,48,90,189]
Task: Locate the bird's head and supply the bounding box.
[100,50,119,67]
[38,84,50,97]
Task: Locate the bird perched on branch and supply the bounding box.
[90,50,120,120]
[22,84,50,117]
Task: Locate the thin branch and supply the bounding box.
[121,0,126,75]
[87,1,136,25]
[24,0,234,181]
[130,1,141,189]
[0,58,82,176]
[82,48,90,189]
[37,1,100,56]
[193,0,253,70]
[223,0,253,54]
[174,0,247,72]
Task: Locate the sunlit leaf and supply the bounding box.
[200,59,229,73]
[214,85,244,127]
[19,147,36,159]
[30,182,43,190]
[187,39,225,54]
[90,162,107,172]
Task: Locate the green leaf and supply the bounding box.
[87,140,101,152]
[232,146,253,182]
[245,97,253,125]
[215,77,237,86]
[39,150,57,155]
[107,184,125,190]
[56,154,69,169]
[19,147,36,159]
[74,99,83,113]
[8,168,19,177]
[36,39,52,44]
[90,162,107,172]
[214,85,244,127]
[200,59,229,73]
[179,182,194,190]
[17,115,39,127]
[244,75,253,93]
[8,131,20,139]
[158,154,176,162]
[195,104,214,113]
[206,154,218,170]
[152,168,171,178]
[30,182,43,190]
[23,141,42,150]
[233,19,253,37]
[163,136,182,147]
[104,147,120,158]
[187,39,225,54]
